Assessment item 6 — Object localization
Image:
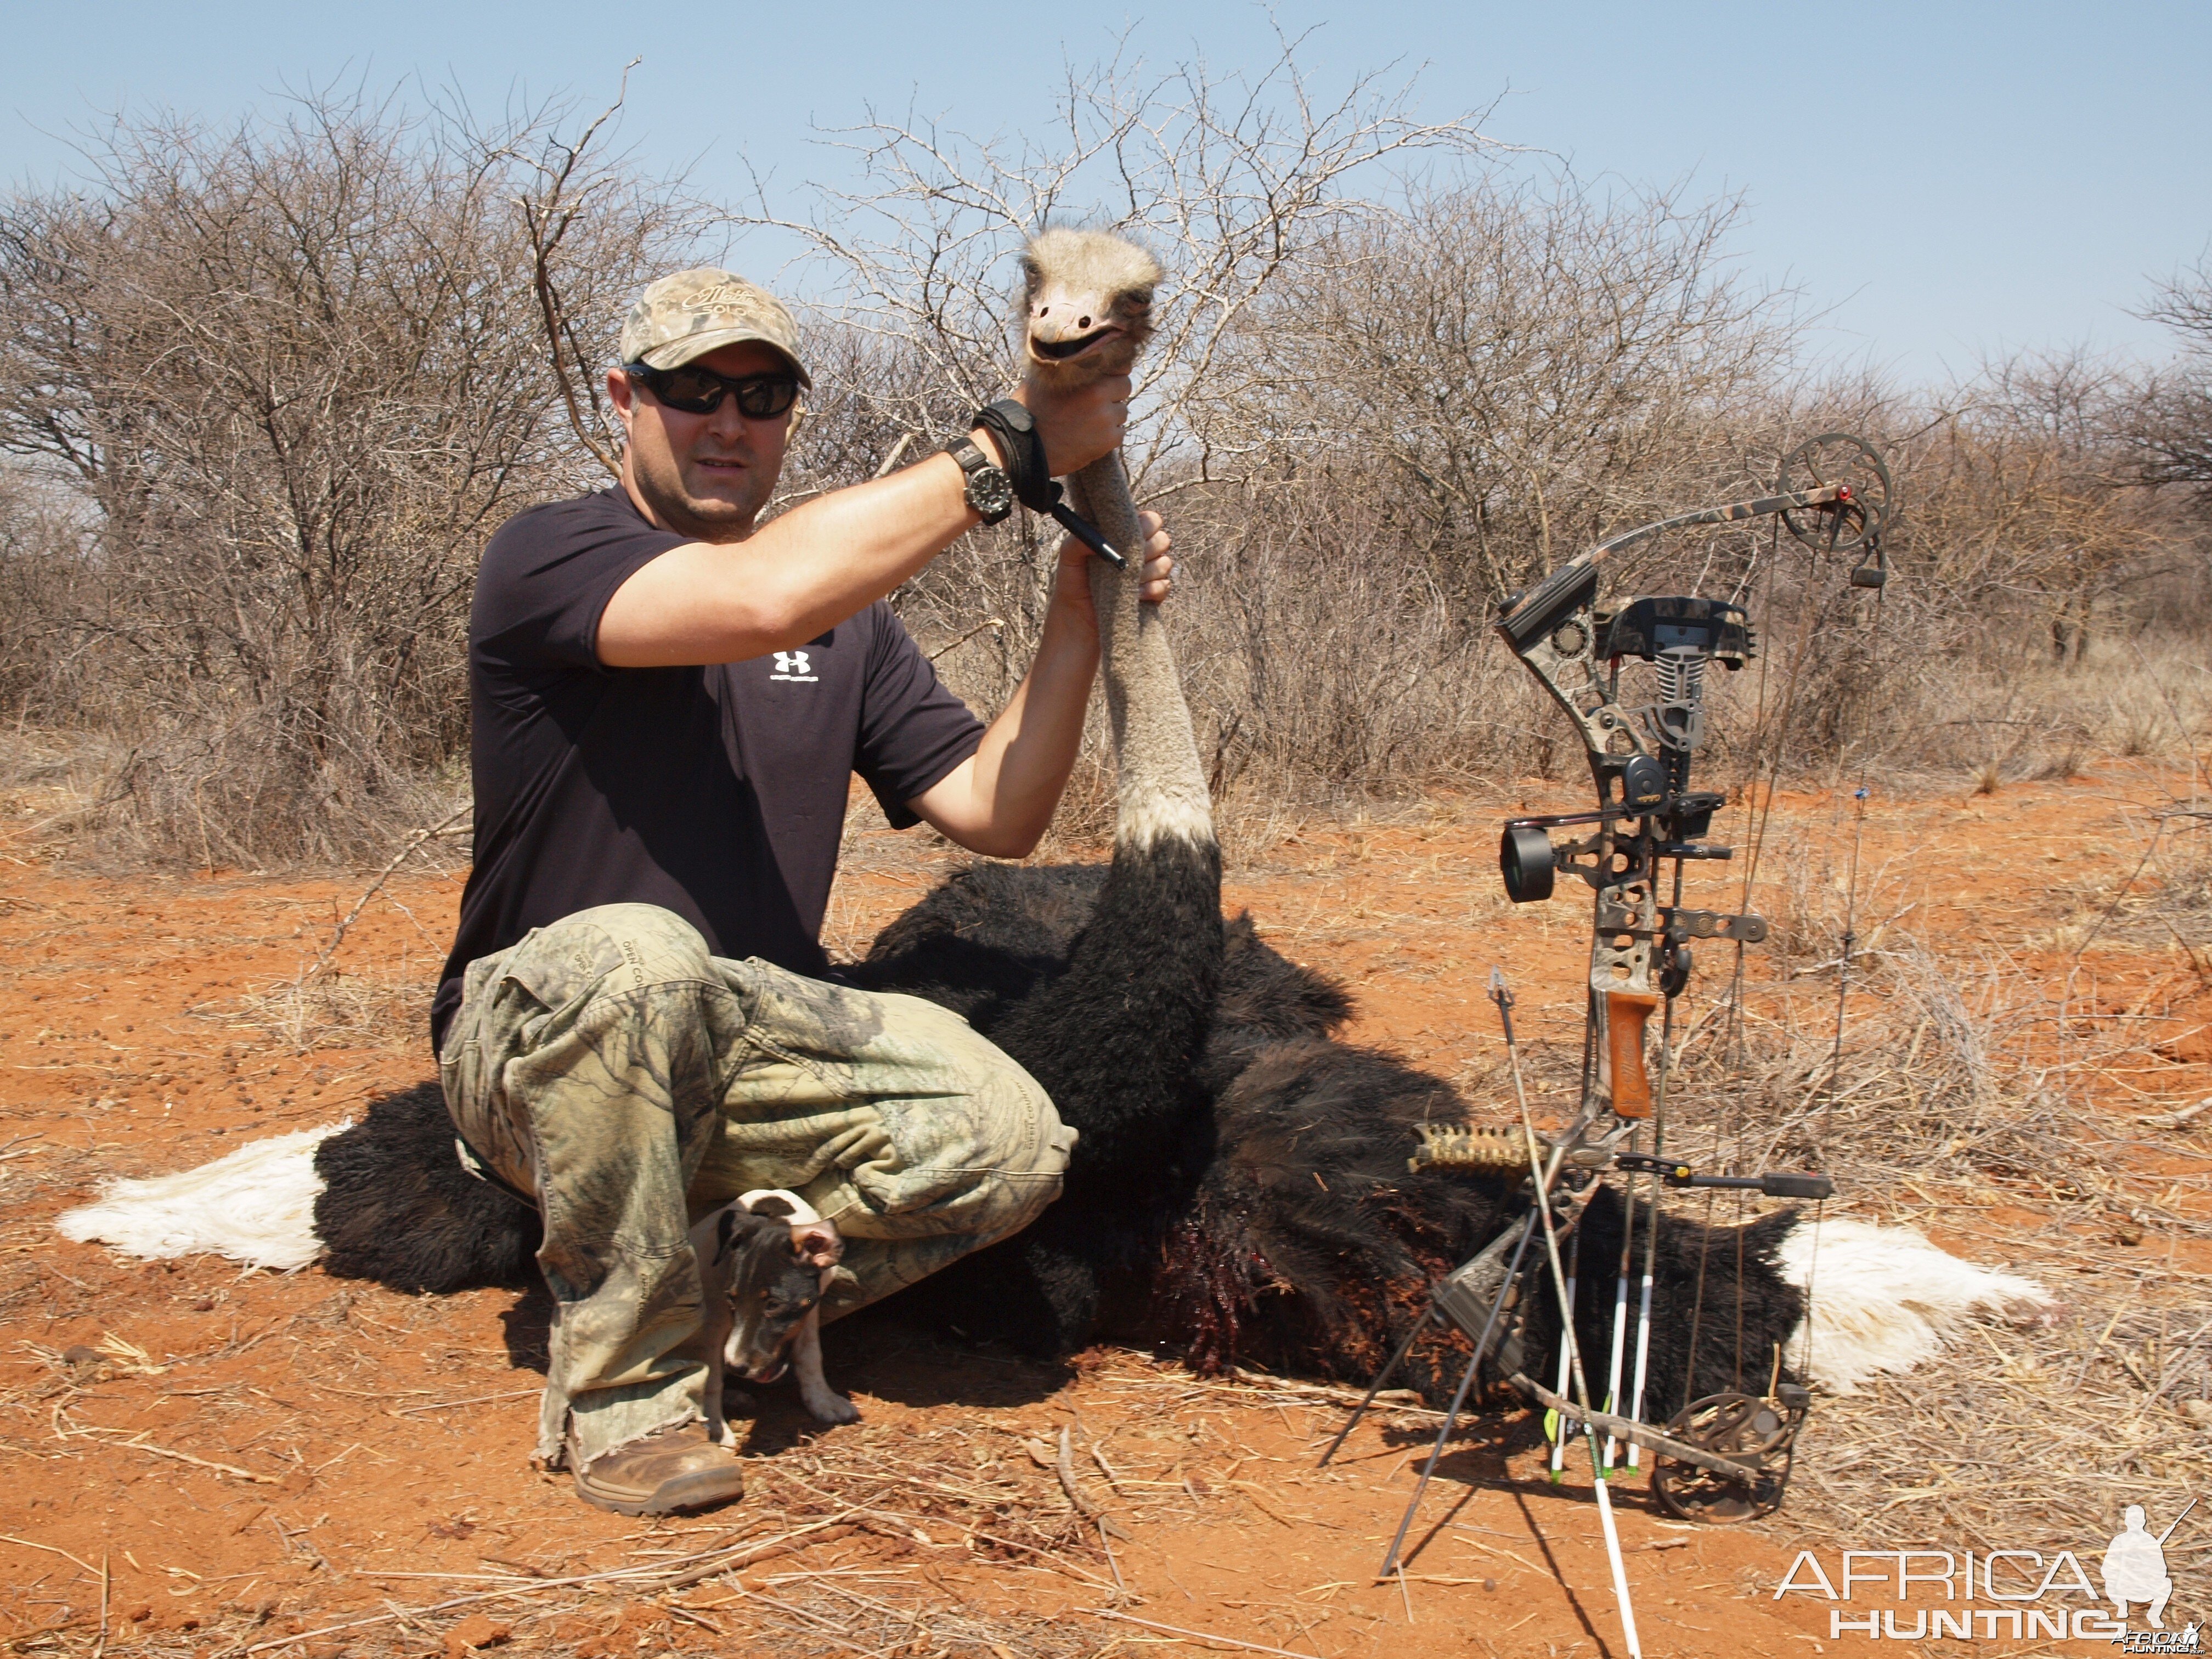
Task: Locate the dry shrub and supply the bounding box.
[0,471,92,723]
[1192,173,1796,607]
[0,87,691,866]
[1903,352,2164,661]
[1,53,2208,873]
[0,725,102,836]
[2125,250,2212,507]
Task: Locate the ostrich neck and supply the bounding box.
[1066,453,1215,851]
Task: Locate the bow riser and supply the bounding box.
[1494,441,1892,1120]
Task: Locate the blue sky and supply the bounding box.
[5,2,2206,386]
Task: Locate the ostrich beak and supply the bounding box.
[1026,285,1144,368]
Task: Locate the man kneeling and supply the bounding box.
[433,269,1173,1513]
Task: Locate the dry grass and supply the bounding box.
[148,807,2212,1610]
[1336,735,2212,1602]
[2058,802,2212,974]
[1442,890,2212,1591]
[0,1257,1398,1659]
[224,1412,1128,1659]
[548,750,2212,1599]
[218,967,437,1056]
[668,1578,1099,1659]
[822,771,2212,1595]
[1703,961,2210,1573]
[18,730,2212,1639]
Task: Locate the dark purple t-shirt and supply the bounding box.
[431,487,984,1053]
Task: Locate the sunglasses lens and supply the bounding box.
[635,366,797,419]
[734,376,798,420]
[651,368,726,413]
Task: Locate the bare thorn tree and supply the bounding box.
[742,32,1503,735]
[744,31,1506,488]
[0,83,697,865]
[2124,253,2212,507]
[1192,173,1801,605]
[510,58,646,481]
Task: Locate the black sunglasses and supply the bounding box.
[625,362,801,420]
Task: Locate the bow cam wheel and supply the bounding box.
[1778,433,1891,554]
[1649,1391,1795,1523]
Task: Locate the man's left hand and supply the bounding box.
[908,507,1176,857]
[1050,509,1173,627]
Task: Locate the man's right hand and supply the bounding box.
[1006,369,1132,478]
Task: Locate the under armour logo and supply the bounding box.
[770,651,819,683]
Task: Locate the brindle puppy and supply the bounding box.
[690,1188,856,1436]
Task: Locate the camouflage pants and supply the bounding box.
[437,904,1073,1470]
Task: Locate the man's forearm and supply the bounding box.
[913,601,1099,858]
[600,450,986,669]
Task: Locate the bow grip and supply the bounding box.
[1605,991,1661,1118]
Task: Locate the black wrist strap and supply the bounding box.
[970,397,1128,567]
[972,398,1060,512]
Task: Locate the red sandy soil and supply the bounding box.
[2,763,2205,1658]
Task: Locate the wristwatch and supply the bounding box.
[942,433,1014,524]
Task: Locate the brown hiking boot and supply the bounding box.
[571,1426,744,1516]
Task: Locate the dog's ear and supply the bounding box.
[791,1221,843,1268]
[741,1187,823,1224]
[713,1205,739,1262]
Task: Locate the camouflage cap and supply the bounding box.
[618,268,811,386]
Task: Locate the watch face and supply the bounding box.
[968,465,1015,520]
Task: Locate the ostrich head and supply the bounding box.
[1020,229,1161,385]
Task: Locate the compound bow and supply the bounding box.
[1327,435,1896,1578]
